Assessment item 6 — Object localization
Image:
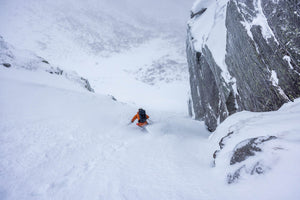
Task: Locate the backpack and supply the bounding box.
[138,109,147,123]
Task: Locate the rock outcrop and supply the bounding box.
[187,0,300,131]
[208,102,300,184]
[213,130,280,184]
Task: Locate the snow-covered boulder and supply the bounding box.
[187,0,300,131]
[0,36,94,92]
[210,98,300,184]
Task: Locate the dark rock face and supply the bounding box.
[187,0,300,131]
[187,35,229,131]
[261,0,300,64]
[226,0,300,109]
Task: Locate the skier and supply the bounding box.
[131,108,149,127]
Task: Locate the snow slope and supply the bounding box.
[1,57,300,200]
[0,66,213,200]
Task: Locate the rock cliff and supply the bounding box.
[187,0,300,131]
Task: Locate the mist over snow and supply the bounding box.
[0,0,194,113]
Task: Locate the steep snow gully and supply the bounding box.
[1,0,300,199]
[0,67,214,200]
[2,65,300,200]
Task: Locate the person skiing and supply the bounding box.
[131,108,149,127]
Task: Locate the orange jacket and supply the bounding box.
[131,112,149,123]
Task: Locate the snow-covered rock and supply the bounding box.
[210,98,300,185]
[187,0,300,131]
[0,35,94,92]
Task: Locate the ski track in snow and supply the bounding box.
[0,68,215,200]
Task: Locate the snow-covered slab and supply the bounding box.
[209,98,300,199]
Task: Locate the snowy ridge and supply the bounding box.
[0,36,94,92]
